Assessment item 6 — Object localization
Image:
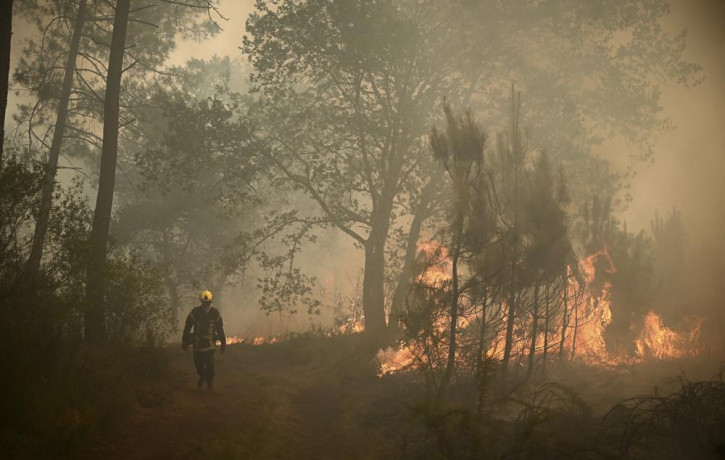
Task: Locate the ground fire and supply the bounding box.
[377,243,703,376]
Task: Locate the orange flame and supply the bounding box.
[376,244,703,376]
[224,336,278,346]
[634,311,702,359]
[416,240,452,287]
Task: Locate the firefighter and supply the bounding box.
[182,290,226,389]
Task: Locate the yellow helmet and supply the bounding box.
[199,290,213,302]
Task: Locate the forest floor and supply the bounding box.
[80,334,394,459]
[76,334,724,460]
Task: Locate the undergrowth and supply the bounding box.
[0,331,172,459]
[601,365,725,459]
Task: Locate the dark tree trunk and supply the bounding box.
[390,178,438,322]
[501,258,518,379]
[501,94,521,381]
[24,0,87,289]
[85,0,130,343]
[389,216,421,322]
[362,231,387,337]
[527,283,540,379]
[475,289,488,414]
[542,284,550,374]
[438,217,463,398]
[361,183,397,337]
[0,0,13,167]
[570,294,579,361]
[559,272,570,359]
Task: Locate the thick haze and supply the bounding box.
[170,0,725,246]
[9,0,724,244]
[6,0,724,334]
[620,0,725,245]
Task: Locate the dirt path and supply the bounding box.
[80,343,350,460]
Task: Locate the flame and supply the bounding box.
[336,319,365,335]
[634,311,702,359]
[224,336,278,346]
[376,244,703,376]
[416,240,452,287]
[376,345,418,376]
[568,280,614,365]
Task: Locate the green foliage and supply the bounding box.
[0,158,173,342]
[0,161,176,456]
[11,0,222,162]
[243,0,478,331]
[0,159,43,299]
[105,250,174,344]
[119,89,262,318]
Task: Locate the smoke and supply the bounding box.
[623,0,725,247]
[6,0,724,340]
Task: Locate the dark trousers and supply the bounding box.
[193,350,215,383]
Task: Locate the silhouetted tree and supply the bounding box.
[244,0,473,336]
[23,0,87,292]
[430,102,487,396]
[0,0,12,166]
[85,0,131,343]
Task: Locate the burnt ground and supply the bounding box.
[76,335,725,460]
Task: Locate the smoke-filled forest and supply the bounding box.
[1,0,724,458]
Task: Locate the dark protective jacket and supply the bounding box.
[182,305,226,352]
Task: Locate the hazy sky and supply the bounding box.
[621,0,725,244]
[9,0,725,245]
[168,0,725,245]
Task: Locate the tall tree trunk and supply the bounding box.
[85,0,130,343]
[559,272,569,360]
[362,199,388,337]
[542,284,550,375]
[362,231,387,337]
[389,215,422,322]
[438,217,463,399]
[23,0,87,289]
[0,0,13,167]
[361,183,397,337]
[527,283,540,379]
[501,88,522,381]
[476,289,488,415]
[501,252,518,379]
[570,294,579,361]
[390,178,437,322]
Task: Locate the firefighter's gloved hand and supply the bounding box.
[182,343,188,352]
